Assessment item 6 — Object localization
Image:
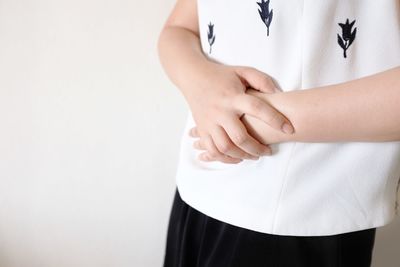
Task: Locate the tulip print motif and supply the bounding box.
[337,19,357,58]
[395,177,400,214]
[207,22,216,54]
[257,0,273,36]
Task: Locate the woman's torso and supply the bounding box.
[174,0,400,236]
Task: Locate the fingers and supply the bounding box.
[191,126,256,159]
[196,134,244,164]
[220,116,273,157]
[189,124,271,159]
[234,93,294,134]
[189,127,199,138]
[210,125,259,160]
[234,66,281,93]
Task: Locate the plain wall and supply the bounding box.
[0,0,398,266]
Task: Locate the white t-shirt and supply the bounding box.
[174,0,400,236]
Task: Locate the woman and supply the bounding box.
[157,0,400,266]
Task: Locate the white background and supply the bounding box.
[0,0,398,266]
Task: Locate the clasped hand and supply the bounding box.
[184,63,295,164]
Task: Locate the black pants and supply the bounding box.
[163,187,376,267]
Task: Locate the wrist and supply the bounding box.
[243,89,297,143]
[179,59,222,102]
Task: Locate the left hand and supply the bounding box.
[188,126,249,164]
[188,89,277,163]
[189,88,284,163]
[188,119,274,163]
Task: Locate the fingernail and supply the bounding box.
[264,149,272,155]
[201,154,209,160]
[246,155,258,160]
[282,122,294,134]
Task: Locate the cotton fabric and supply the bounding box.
[174,0,400,236]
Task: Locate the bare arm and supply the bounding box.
[157,0,209,97]
[157,0,295,163]
[241,66,400,144]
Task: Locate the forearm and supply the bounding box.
[157,26,217,101]
[242,66,400,143]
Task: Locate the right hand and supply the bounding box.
[184,62,295,164]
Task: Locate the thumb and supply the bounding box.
[234,66,282,93]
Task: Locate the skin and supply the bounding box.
[157,0,295,164]
[158,0,400,163]
[191,66,400,160]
